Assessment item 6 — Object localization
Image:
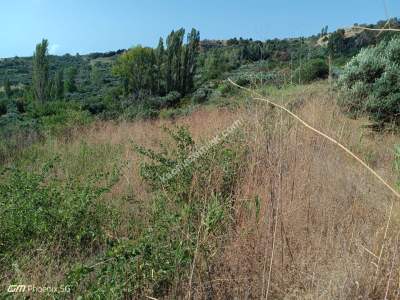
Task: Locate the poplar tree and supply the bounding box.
[32,39,49,103]
[182,28,200,94]
[155,38,165,94]
[166,29,185,92]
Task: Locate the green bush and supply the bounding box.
[67,126,247,298]
[338,38,400,124]
[0,158,120,264]
[0,115,41,164]
[235,75,251,87]
[15,98,26,113]
[191,87,211,103]
[293,58,329,84]
[217,82,236,96]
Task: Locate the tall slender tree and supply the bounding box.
[165,31,174,92]
[182,28,200,94]
[53,69,64,100]
[166,29,185,92]
[155,38,165,94]
[32,39,49,103]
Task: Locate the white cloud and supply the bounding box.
[49,44,60,55]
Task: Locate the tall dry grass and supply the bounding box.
[190,83,400,299]
[90,82,400,298]
[6,82,400,298]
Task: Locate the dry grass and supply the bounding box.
[194,82,400,299]
[5,82,400,298]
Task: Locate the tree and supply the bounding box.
[182,28,200,94]
[32,39,49,103]
[166,29,185,92]
[52,69,64,100]
[113,28,200,101]
[4,77,11,99]
[155,38,165,94]
[65,67,78,93]
[113,46,157,97]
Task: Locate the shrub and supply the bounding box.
[338,38,400,124]
[83,101,107,115]
[0,158,120,264]
[40,109,91,134]
[191,87,211,103]
[161,91,182,107]
[67,126,247,298]
[15,98,26,113]
[217,82,236,96]
[0,116,41,164]
[292,58,329,84]
[235,75,251,87]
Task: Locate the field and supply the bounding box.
[2,81,400,298]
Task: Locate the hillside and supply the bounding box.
[1,81,399,298]
[1,16,400,299]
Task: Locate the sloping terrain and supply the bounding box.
[2,81,399,298]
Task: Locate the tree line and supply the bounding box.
[113,28,200,99]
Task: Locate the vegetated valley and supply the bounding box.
[1,19,400,299]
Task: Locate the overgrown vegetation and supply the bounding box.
[66,126,246,298]
[293,58,329,84]
[1,79,400,298]
[338,37,400,125]
[2,16,400,299]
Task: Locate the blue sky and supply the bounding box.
[1,0,399,58]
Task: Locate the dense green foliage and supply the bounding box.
[113,28,200,99]
[293,58,329,84]
[338,37,400,124]
[65,66,78,93]
[0,142,122,269]
[113,46,158,96]
[50,69,64,100]
[0,165,109,259]
[32,39,50,103]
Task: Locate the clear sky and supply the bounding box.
[1,0,399,58]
